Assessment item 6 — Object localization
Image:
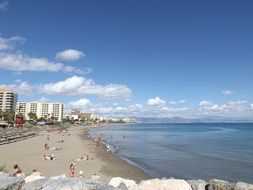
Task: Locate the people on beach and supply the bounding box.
[106,145,111,155]
[44,143,50,150]
[94,135,101,146]
[50,146,62,151]
[42,154,56,160]
[76,154,89,161]
[47,135,50,141]
[13,164,22,176]
[69,163,76,177]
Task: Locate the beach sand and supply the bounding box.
[0,125,150,182]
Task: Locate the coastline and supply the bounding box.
[82,126,150,182]
[0,124,150,183]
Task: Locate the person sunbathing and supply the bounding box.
[76,154,89,161]
[13,164,22,176]
[42,154,56,160]
[50,146,62,151]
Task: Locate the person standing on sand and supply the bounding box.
[69,163,76,177]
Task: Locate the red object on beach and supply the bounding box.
[15,115,24,128]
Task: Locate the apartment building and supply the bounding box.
[17,102,63,122]
[0,88,18,112]
[70,111,100,121]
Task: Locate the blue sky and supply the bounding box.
[0,0,253,118]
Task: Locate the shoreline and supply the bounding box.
[0,124,150,183]
[80,125,150,182]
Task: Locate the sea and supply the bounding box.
[88,123,253,183]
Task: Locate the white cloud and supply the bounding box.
[63,98,253,119]
[0,35,88,74]
[68,98,92,109]
[199,100,214,107]
[0,52,63,72]
[0,80,32,95]
[56,49,85,61]
[129,104,142,110]
[38,97,49,102]
[39,75,133,99]
[0,52,87,74]
[227,100,247,106]
[169,99,187,105]
[147,97,166,106]
[0,1,8,11]
[198,100,219,110]
[221,90,234,96]
[0,36,25,50]
[197,100,253,117]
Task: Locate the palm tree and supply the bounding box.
[3,110,15,123]
[28,112,37,121]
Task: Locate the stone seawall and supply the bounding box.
[0,172,253,190]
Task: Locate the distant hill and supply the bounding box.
[132,116,253,123]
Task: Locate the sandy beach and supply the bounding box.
[0,125,150,182]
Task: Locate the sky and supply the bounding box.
[0,0,253,119]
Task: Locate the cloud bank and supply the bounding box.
[0,36,87,74]
[0,1,8,11]
[39,75,133,99]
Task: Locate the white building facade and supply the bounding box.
[0,88,18,112]
[17,102,63,122]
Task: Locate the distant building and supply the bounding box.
[0,88,18,112]
[17,102,63,122]
[69,111,101,121]
[63,114,79,121]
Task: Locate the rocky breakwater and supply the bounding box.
[0,172,253,190]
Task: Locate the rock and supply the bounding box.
[187,179,206,190]
[41,178,115,190]
[25,172,45,183]
[206,179,235,190]
[0,173,12,178]
[91,174,101,181]
[234,182,253,190]
[109,177,136,189]
[116,182,129,190]
[130,178,192,190]
[21,178,49,190]
[0,175,24,190]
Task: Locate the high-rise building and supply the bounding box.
[0,88,18,112]
[17,102,63,122]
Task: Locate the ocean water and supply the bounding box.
[88,123,253,183]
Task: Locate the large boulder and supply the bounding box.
[130,178,192,190]
[109,177,136,189]
[21,178,49,190]
[187,179,206,190]
[117,182,129,190]
[206,179,235,190]
[0,175,24,190]
[41,178,115,190]
[234,182,253,190]
[24,172,45,183]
